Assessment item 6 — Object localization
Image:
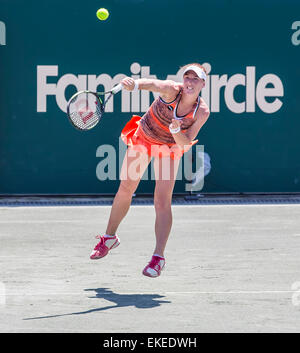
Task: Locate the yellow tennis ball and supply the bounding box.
[96,8,109,21]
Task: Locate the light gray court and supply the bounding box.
[1,203,300,333]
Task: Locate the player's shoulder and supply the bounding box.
[162,80,183,92]
[196,97,210,120]
[160,80,183,102]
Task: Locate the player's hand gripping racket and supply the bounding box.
[66,83,123,131]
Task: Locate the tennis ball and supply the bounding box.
[96,8,109,21]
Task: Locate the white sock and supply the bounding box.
[104,234,115,238]
[153,254,165,259]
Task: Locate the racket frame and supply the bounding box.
[66,83,123,131]
[66,91,105,131]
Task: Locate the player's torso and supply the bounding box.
[140,91,200,144]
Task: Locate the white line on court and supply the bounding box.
[2,290,296,296]
[0,220,86,223]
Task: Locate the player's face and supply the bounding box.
[183,70,205,96]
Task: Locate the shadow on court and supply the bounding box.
[23,288,171,321]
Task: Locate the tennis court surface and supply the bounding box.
[1,201,300,333]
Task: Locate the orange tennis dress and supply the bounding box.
[121,90,200,160]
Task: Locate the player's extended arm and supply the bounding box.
[121,77,182,103]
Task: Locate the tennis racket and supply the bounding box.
[66,83,123,131]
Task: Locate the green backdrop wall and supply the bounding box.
[0,0,300,195]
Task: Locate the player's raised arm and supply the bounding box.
[121,77,182,102]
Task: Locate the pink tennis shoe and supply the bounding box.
[90,235,120,260]
[90,236,165,278]
[142,255,165,278]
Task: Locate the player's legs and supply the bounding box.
[105,147,151,235]
[152,156,181,257]
[142,156,180,276]
[91,147,151,260]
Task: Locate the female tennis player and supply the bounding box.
[90,63,210,278]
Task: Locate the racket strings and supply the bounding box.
[68,93,103,130]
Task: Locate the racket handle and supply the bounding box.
[111,83,123,95]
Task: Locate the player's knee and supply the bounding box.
[117,180,137,197]
[154,195,172,212]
